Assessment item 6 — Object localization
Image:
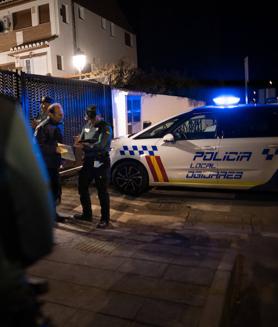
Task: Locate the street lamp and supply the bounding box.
[72,48,86,79]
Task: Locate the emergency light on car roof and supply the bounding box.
[213,95,240,106]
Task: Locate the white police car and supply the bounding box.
[110,98,278,195]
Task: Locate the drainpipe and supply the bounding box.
[71,0,77,53]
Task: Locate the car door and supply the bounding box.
[217,109,278,189]
[155,111,221,187]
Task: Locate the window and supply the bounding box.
[221,109,278,138]
[39,4,50,24]
[101,17,106,29]
[12,9,32,30]
[60,4,68,23]
[136,116,180,139]
[173,114,218,140]
[127,96,141,123]
[56,55,63,70]
[25,59,31,74]
[125,32,131,47]
[78,6,85,20]
[110,22,115,36]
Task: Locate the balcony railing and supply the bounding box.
[0,0,33,9]
[0,22,52,52]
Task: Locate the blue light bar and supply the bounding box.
[213,96,240,106]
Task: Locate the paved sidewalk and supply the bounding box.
[28,219,236,327]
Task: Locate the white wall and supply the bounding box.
[141,94,205,127]
[74,3,137,69]
[111,89,128,137]
[112,89,205,137]
[49,0,75,76]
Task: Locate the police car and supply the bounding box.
[110,97,278,195]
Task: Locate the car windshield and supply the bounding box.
[135,116,180,139]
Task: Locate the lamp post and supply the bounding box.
[73,48,86,79]
[244,56,249,104]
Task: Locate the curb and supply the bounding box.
[199,248,238,327]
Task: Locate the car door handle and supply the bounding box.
[199,146,217,150]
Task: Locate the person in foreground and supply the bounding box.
[0,94,55,326]
[74,105,112,228]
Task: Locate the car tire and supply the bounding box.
[112,160,149,196]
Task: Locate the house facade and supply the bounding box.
[0,0,137,77]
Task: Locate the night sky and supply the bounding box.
[118,1,278,84]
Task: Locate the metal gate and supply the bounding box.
[0,70,112,144]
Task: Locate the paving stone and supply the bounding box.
[181,306,203,327]
[129,323,154,327]
[118,258,168,278]
[48,246,125,271]
[66,310,130,327]
[42,279,110,312]
[29,260,125,290]
[111,274,158,297]
[150,279,208,307]
[139,243,185,256]
[164,265,214,286]
[172,256,221,270]
[135,299,186,327]
[134,249,175,264]
[42,302,76,326]
[100,292,145,319]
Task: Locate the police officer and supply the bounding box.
[74,105,112,228]
[35,103,65,222]
[31,95,54,129]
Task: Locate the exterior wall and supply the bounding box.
[73,3,137,70]
[48,0,75,76]
[141,94,205,126]
[112,89,205,137]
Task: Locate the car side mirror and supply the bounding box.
[162,133,175,143]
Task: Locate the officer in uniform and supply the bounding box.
[74,105,112,228]
[31,95,54,129]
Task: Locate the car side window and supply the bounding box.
[221,109,278,138]
[135,116,180,139]
[173,114,218,140]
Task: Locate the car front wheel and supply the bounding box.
[112,161,149,195]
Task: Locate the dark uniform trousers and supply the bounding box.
[78,157,110,222]
[47,167,61,205]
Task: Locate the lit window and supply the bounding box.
[57,55,63,70]
[101,17,106,29]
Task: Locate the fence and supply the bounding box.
[0,70,112,144]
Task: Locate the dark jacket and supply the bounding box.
[36,119,63,169]
[80,120,112,161]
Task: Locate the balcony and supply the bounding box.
[0,22,52,52]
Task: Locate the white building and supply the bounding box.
[0,0,137,77]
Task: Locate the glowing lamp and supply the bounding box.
[72,49,86,78]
